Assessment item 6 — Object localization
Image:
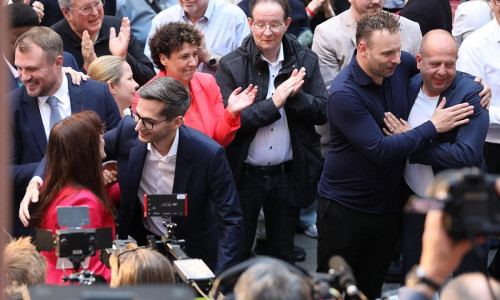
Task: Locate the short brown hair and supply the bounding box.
[109,243,175,287]
[149,22,201,71]
[4,237,46,286]
[15,26,63,64]
[356,11,400,47]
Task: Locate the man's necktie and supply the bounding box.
[47,96,62,129]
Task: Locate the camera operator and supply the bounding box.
[109,243,175,287]
[233,261,312,300]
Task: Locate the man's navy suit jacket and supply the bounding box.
[104,118,243,275]
[407,71,489,173]
[10,75,121,235]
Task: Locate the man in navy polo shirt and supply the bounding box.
[316,11,475,299]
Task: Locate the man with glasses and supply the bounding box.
[215,0,327,264]
[106,77,242,275]
[457,0,500,280]
[19,76,243,275]
[52,0,155,86]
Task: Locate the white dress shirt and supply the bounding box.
[452,1,493,48]
[457,19,500,144]
[144,0,250,75]
[245,44,293,166]
[138,128,179,236]
[404,90,438,197]
[37,72,71,139]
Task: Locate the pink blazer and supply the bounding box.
[40,186,115,284]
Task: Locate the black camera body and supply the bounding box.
[56,228,97,258]
[440,168,500,240]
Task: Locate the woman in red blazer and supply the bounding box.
[31,111,116,284]
[136,22,257,147]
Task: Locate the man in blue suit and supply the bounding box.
[5,2,83,92]
[104,77,243,275]
[11,26,121,237]
[383,29,490,279]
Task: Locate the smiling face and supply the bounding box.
[15,42,63,97]
[62,0,104,38]
[134,98,178,148]
[161,43,198,86]
[360,29,401,84]
[417,31,457,97]
[248,1,291,61]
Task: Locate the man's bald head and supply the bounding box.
[441,273,500,300]
[419,29,457,59]
[416,29,458,97]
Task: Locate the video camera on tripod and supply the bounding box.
[101,194,215,297]
[35,206,113,285]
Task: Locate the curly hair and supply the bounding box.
[149,22,202,71]
[355,11,400,47]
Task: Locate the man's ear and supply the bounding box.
[358,41,368,58]
[54,55,64,68]
[173,116,184,128]
[284,17,292,30]
[61,7,71,20]
[416,53,422,70]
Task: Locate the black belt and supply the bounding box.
[245,161,293,176]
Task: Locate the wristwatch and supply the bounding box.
[405,265,441,291]
[208,54,217,67]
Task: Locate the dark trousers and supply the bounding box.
[482,142,500,279]
[317,196,401,300]
[238,170,300,264]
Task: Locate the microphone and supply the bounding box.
[328,256,367,300]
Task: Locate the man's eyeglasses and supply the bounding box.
[252,21,284,33]
[69,0,105,16]
[130,110,168,130]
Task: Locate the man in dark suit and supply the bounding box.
[5,2,83,92]
[11,26,121,237]
[104,77,243,275]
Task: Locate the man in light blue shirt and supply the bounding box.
[144,0,250,75]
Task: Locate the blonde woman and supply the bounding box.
[88,55,139,117]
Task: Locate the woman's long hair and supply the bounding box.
[31,111,115,227]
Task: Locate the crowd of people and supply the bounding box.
[3,0,500,299]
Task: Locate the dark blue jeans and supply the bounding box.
[238,170,300,264]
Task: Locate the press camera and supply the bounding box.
[407,167,500,240]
